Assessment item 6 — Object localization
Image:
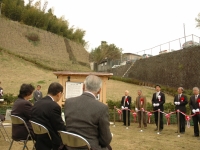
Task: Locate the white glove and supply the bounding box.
[121,106,124,109]
[192,109,196,114]
[156,103,160,106]
[153,103,156,107]
[177,102,180,105]
[196,109,200,112]
[135,108,138,112]
[175,102,178,105]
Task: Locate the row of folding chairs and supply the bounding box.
[8,115,92,150]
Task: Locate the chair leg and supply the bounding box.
[8,139,14,150]
[23,141,29,150]
[1,125,11,142]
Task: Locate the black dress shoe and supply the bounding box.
[193,135,199,137]
[180,132,185,134]
[159,129,163,132]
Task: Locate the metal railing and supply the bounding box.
[136,34,200,56]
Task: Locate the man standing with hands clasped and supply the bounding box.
[189,87,200,137]
[121,90,131,126]
[152,85,165,131]
[135,90,147,128]
[174,87,188,134]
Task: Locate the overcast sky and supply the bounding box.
[25,0,200,55]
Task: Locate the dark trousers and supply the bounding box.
[154,111,163,129]
[192,115,200,136]
[122,110,130,126]
[176,112,186,132]
[137,112,147,127]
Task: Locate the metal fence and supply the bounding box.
[136,34,200,56]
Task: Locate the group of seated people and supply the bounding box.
[11,75,112,150]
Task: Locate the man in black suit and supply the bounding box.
[152,85,165,131]
[174,87,188,134]
[189,87,200,137]
[121,90,132,126]
[65,75,112,150]
[31,82,66,150]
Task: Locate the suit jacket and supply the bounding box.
[152,92,165,111]
[31,96,66,150]
[135,95,147,110]
[121,96,132,109]
[11,98,33,140]
[174,94,188,112]
[33,90,43,102]
[64,92,112,150]
[189,95,200,114]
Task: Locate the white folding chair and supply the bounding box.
[9,115,35,150]
[0,109,12,142]
[58,131,92,150]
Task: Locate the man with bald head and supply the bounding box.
[189,87,200,137]
[121,90,132,126]
[65,75,112,150]
[174,87,188,134]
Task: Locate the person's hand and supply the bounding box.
[175,102,178,105]
[156,103,160,106]
[177,102,180,105]
[192,109,196,114]
[153,103,156,107]
[196,109,200,112]
[125,107,128,109]
[135,108,138,112]
[121,106,124,109]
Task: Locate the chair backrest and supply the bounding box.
[5,109,12,120]
[58,131,91,149]
[29,120,51,140]
[10,115,30,134]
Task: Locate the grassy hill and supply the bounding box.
[0,17,90,71]
[0,49,57,95]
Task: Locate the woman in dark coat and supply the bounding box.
[11,84,35,140]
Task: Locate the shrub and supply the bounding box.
[3,93,17,105]
[25,32,40,43]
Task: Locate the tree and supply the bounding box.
[90,42,121,63]
[196,13,200,28]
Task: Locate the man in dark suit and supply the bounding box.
[152,85,165,131]
[65,75,112,150]
[31,82,66,150]
[189,87,200,137]
[174,87,188,134]
[33,85,43,103]
[121,90,132,126]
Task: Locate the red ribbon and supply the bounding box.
[116,108,122,120]
[185,115,190,128]
[140,98,144,105]
[132,112,137,122]
[147,112,152,123]
[165,114,170,125]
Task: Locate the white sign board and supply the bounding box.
[65,82,83,99]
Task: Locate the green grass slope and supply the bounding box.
[0,17,90,71]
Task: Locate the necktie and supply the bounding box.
[124,96,127,106]
[195,95,198,102]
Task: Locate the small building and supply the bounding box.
[122,53,141,62]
